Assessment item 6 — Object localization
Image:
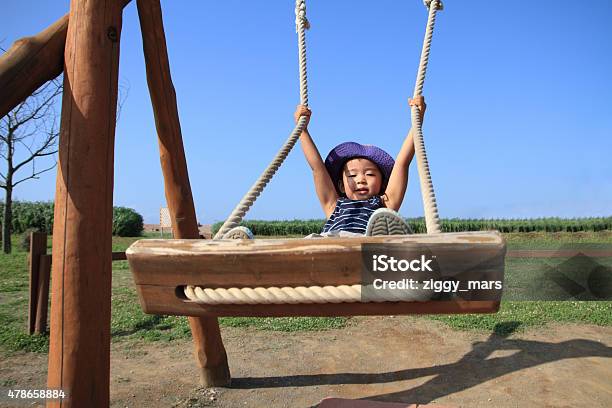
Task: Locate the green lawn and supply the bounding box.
[0,231,610,353]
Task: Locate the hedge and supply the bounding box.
[212,217,612,236]
[0,201,144,237]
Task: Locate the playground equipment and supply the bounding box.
[0,0,505,406]
[129,232,504,317]
[128,0,504,386]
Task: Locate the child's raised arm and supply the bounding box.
[382,96,426,211]
[295,105,339,218]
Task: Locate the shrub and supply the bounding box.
[0,201,55,234]
[112,207,144,237]
[1,201,145,237]
[211,217,612,236]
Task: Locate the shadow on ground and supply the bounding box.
[230,322,612,404]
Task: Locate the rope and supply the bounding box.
[412,0,443,234]
[215,0,444,237]
[214,0,311,239]
[183,283,433,305]
[423,0,444,11]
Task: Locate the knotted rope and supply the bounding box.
[412,0,443,234]
[214,0,311,239]
[183,283,433,305]
[215,0,444,238]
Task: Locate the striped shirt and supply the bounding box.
[322,196,384,234]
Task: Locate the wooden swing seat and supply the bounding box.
[127,231,506,317]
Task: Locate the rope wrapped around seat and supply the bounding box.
[183,283,433,305]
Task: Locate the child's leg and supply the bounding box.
[366,208,413,236]
[221,226,254,239]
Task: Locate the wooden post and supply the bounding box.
[136,0,230,387]
[35,254,52,334]
[46,0,123,406]
[28,232,47,334]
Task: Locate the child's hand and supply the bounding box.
[409,96,426,120]
[294,105,311,127]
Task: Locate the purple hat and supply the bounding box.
[324,142,395,195]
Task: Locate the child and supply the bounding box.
[296,96,426,237]
[222,97,426,239]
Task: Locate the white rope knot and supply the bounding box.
[295,0,310,32]
[423,0,444,11]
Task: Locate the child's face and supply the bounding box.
[339,158,383,200]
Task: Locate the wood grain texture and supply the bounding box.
[0,0,131,119]
[128,232,505,316]
[46,0,123,406]
[34,254,51,334]
[27,232,47,334]
[0,16,67,119]
[136,0,229,387]
[128,232,506,288]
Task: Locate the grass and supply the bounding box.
[430,301,612,335]
[0,231,610,354]
[503,230,612,249]
[0,235,52,352]
[430,231,612,333]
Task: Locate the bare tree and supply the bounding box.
[1,78,62,253]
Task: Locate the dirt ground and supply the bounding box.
[1,317,611,408]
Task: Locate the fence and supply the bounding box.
[26,231,611,334]
[27,232,126,335]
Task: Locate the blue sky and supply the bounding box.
[2,0,611,224]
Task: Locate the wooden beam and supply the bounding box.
[112,251,127,261]
[27,232,47,334]
[0,0,131,119]
[0,16,67,119]
[46,0,123,406]
[136,0,230,387]
[129,232,506,287]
